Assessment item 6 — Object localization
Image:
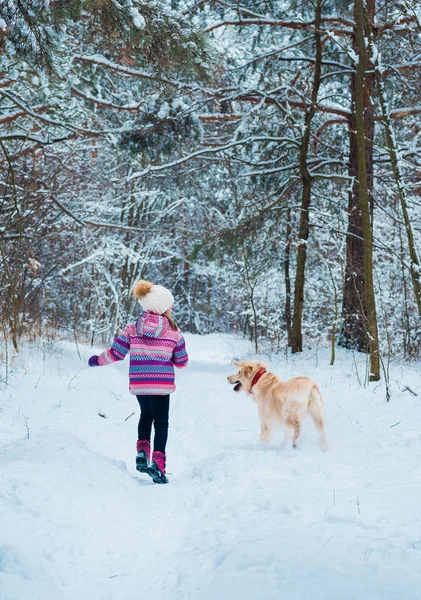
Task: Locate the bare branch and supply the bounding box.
[0,105,46,125]
[205,17,354,35]
[50,195,86,227]
[125,135,301,181]
[74,55,201,93]
[71,87,143,112]
[389,106,421,119]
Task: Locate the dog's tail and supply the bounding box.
[309,383,323,406]
[308,384,327,450]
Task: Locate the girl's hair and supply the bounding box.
[166,314,179,331]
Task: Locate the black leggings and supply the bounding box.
[137,395,170,454]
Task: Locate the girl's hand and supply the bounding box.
[88,355,99,367]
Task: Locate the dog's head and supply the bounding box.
[227,360,267,393]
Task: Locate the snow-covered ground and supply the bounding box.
[1,334,421,600]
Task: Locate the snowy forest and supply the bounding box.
[1,2,421,600]
[1,0,420,379]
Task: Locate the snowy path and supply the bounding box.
[1,335,421,600]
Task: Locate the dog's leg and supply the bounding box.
[285,414,301,448]
[314,419,327,451]
[260,422,271,443]
[291,421,301,448]
[313,417,327,451]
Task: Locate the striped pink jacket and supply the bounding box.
[97,312,188,395]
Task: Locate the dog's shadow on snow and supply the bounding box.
[225,440,326,458]
[226,440,296,455]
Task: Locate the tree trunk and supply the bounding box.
[290,0,322,353]
[353,0,380,380]
[339,115,367,351]
[284,210,292,346]
[375,72,421,319]
[339,1,375,352]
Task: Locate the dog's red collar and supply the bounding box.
[250,368,267,394]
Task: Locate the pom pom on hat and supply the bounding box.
[132,280,153,298]
[132,280,174,315]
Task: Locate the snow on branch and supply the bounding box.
[376,15,417,32]
[84,221,163,234]
[72,54,354,120]
[0,90,78,132]
[49,197,169,235]
[0,132,76,144]
[71,87,144,112]
[389,106,421,119]
[230,93,351,117]
[57,251,106,276]
[74,55,203,93]
[198,113,243,122]
[0,90,123,138]
[49,196,86,227]
[0,105,46,125]
[205,17,354,35]
[125,136,301,181]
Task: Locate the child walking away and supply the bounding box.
[88,280,188,484]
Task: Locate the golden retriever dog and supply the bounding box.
[227,361,326,450]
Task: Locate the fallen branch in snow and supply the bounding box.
[125,412,135,421]
[67,374,78,391]
[390,421,401,428]
[403,386,418,396]
[23,415,30,439]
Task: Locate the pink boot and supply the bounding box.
[147,451,168,484]
[136,439,150,473]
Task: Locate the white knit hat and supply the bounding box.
[132,280,174,315]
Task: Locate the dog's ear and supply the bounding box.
[255,362,268,371]
[233,361,253,370]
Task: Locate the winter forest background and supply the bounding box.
[2,3,421,598]
[1,0,421,380]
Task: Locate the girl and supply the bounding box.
[88,280,188,484]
